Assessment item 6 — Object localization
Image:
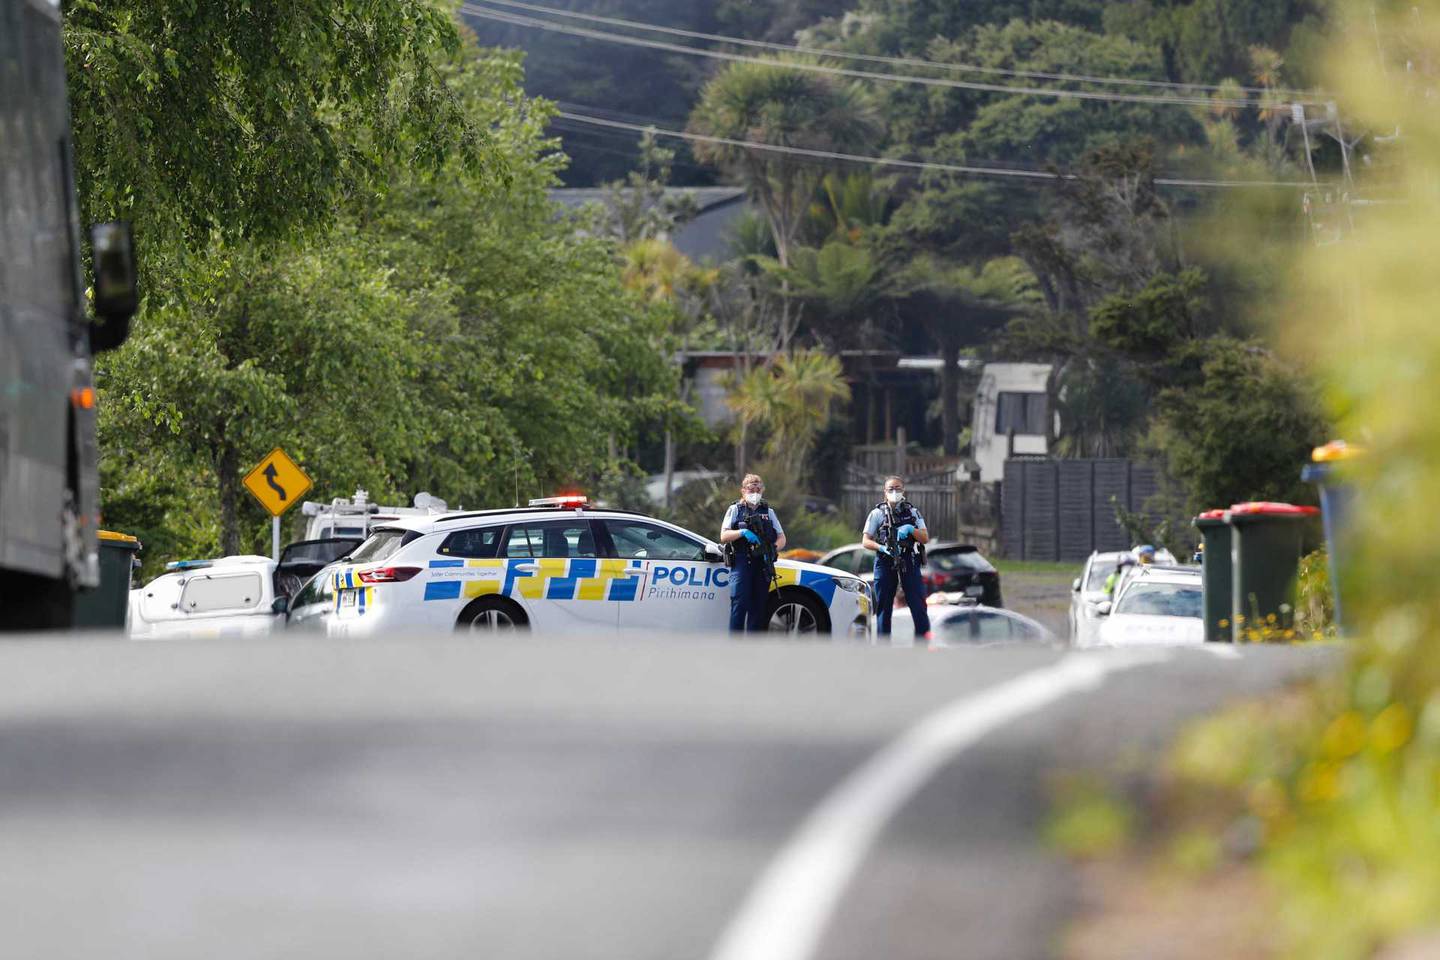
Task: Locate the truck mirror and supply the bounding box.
[89,221,137,352]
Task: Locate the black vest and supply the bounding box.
[733,500,778,544]
[875,500,922,564]
[875,500,919,542]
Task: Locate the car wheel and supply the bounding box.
[766,588,830,636]
[456,597,529,632]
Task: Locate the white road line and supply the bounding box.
[708,649,1173,960]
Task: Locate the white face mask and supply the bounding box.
[744,492,762,507]
[886,490,903,504]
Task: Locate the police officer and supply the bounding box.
[720,473,786,632]
[862,476,930,638]
[1104,553,1136,597]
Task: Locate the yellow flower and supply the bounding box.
[1322,711,1368,760]
[1371,703,1413,754]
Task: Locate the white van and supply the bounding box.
[969,363,1055,482]
[128,539,357,639]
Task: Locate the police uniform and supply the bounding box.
[865,500,931,637]
[721,500,783,632]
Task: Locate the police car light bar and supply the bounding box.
[528,495,589,509]
[165,559,215,571]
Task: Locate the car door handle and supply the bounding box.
[511,563,537,573]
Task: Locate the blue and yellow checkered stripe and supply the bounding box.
[329,569,376,615]
[419,558,646,603]
[771,566,839,606]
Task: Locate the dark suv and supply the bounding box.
[920,543,1003,607]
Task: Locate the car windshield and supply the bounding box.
[349,529,411,563]
[929,549,991,573]
[281,538,360,567]
[1084,557,1120,591]
[1115,582,1203,618]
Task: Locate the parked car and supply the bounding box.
[1088,565,1204,648]
[920,542,1003,606]
[817,543,875,582]
[1070,550,1128,645]
[817,541,1003,608]
[129,538,357,639]
[888,597,1055,646]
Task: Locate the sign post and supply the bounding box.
[242,447,313,560]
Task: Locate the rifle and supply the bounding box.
[743,510,778,568]
[885,501,919,575]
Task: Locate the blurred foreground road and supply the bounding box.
[0,636,1335,960]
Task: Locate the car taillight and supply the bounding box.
[357,566,422,584]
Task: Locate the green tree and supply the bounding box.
[99,231,442,554]
[592,130,699,244]
[728,351,851,482]
[65,0,491,257]
[1145,340,1326,512]
[898,256,1042,455]
[688,58,880,271]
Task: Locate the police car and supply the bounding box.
[317,497,871,637]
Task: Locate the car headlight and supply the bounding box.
[832,577,866,594]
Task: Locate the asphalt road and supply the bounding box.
[0,635,1335,960]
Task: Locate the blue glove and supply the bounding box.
[741,529,761,545]
[875,544,891,557]
[897,524,916,540]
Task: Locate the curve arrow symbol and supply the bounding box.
[263,463,287,501]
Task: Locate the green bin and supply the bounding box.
[1227,502,1319,642]
[1193,509,1232,643]
[73,530,141,629]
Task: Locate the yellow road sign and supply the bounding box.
[242,447,313,517]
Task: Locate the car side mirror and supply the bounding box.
[1072,578,1081,592]
[271,596,289,616]
[1095,600,1112,616]
[89,221,138,352]
[704,544,725,563]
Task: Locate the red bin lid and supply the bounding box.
[1195,509,1227,520]
[1228,501,1320,517]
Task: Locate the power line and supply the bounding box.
[552,109,1321,190]
[463,4,1272,109]
[470,0,1325,101]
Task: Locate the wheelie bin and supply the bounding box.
[72,530,141,629]
[1301,440,1360,631]
[1193,509,1232,643]
[1226,502,1319,642]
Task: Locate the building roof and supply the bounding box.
[548,186,746,214]
[550,187,750,262]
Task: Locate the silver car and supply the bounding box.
[888,599,1055,647]
[1069,551,1128,645]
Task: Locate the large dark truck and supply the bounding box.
[1,0,138,628]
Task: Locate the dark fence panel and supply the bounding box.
[1002,458,1166,562]
[1022,461,1059,562]
[1057,461,1092,561]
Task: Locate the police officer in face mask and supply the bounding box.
[862,475,931,638]
[720,473,787,632]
